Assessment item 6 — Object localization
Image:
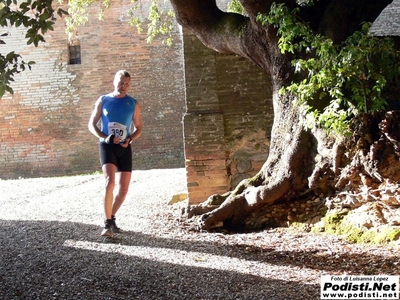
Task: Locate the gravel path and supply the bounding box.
[0,168,399,299]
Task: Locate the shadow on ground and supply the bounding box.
[0,220,397,299]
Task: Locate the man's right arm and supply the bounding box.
[88,97,107,140]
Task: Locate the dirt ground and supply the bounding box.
[0,168,399,299]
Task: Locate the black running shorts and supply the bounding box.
[99,142,132,172]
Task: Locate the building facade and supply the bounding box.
[1,0,186,178]
[0,0,274,204]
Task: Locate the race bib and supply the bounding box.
[108,122,127,141]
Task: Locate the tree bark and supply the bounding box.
[170,0,397,230]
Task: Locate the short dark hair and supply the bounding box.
[115,70,131,78]
[113,70,131,86]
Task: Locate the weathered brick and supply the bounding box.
[0,1,274,206]
[0,0,186,178]
[182,29,273,203]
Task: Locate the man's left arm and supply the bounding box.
[129,102,142,142]
[120,102,142,148]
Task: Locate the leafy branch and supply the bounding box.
[128,0,175,46]
[0,0,68,98]
[257,3,400,134]
[227,0,246,15]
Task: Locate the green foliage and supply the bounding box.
[227,0,246,15]
[0,0,67,98]
[145,0,175,46]
[0,51,35,98]
[64,0,113,40]
[66,0,175,46]
[127,0,143,34]
[296,0,315,7]
[257,3,400,134]
[64,0,96,41]
[319,211,400,245]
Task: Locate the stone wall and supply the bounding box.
[0,0,186,179]
[182,30,274,204]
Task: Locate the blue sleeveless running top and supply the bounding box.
[100,93,137,142]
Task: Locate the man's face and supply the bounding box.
[114,75,131,97]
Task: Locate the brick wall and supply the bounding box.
[0,1,275,207]
[183,30,274,204]
[0,0,186,179]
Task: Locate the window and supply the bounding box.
[68,44,81,65]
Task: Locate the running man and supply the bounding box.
[88,70,142,237]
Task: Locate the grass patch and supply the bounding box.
[314,210,400,245]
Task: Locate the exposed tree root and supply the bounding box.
[185,172,264,219]
[184,111,400,233]
[190,177,291,231]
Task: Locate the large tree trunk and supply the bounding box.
[170,0,398,231]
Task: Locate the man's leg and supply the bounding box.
[102,163,117,220]
[112,171,131,216]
